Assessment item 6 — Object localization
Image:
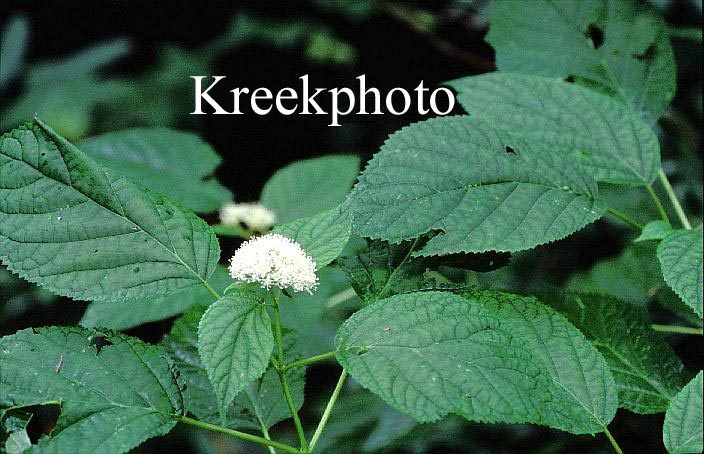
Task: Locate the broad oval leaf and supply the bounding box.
[0,326,184,454]
[80,128,232,213]
[273,205,351,269]
[664,372,703,453]
[261,155,360,223]
[658,229,703,318]
[197,292,274,419]
[346,116,606,254]
[486,0,676,125]
[447,73,660,185]
[336,290,616,434]
[0,120,220,302]
[543,291,686,413]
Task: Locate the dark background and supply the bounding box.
[1,1,702,453]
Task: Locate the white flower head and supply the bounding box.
[220,202,277,231]
[228,233,318,293]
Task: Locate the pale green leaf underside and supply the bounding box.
[0,326,184,454]
[664,372,703,453]
[487,0,676,124]
[0,120,220,302]
[261,155,360,223]
[80,128,232,213]
[347,116,606,254]
[162,305,304,430]
[336,290,616,434]
[79,266,231,331]
[448,73,660,185]
[658,229,703,318]
[197,293,274,419]
[635,220,673,242]
[544,291,685,414]
[273,205,351,269]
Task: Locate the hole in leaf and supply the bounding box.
[2,404,61,444]
[586,24,604,49]
[634,44,656,61]
[89,333,113,354]
[505,146,516,154]
[565,75,576,83]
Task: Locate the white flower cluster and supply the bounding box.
[219,202,277,231]
[228,233,318,293]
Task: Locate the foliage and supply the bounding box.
[0,1,701,453]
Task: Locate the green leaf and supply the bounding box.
[336,290,616,434]
[636,220,674,242]
[0,119,220,302]
[658,229,703,318]
[543,291,686,413]
[162,305,305,430]
[261,155,360,223]
[79,266,231,330]
[346,116,606,254]
[486,0,676,124]
[0,326,184,453]
[664,372,703,453]
[336,239,468,304]
[273,205,351,269]
[0,15,30,89]
[80,128,232,213]
[447,73,661,185]
[197,293,274,419]
[1,40,132,140]
[2,410,32,454]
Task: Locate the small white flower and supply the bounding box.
[228,233,318,293]
[220,202,277,231]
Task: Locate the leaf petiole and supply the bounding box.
[603,427,623,454]
[271,290,309,451]
[283,351,338,371]
[179,416,300,453]
[657,168,693,229]
[606,207,644,230]
[308,369,348,453]
[651,324,703,335]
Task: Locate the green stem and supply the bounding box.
[271,295,308,451]
[651,324,703,336]
[603,427,623,454]
[308,369,348,453]
[179,416,300,454]
[658,168,692,229]
[646,184,671,224]
[283,351,338,371]
[201,280,221,300]
[606,207,644,230]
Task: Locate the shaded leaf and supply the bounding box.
[0,327,184,454]
[448,73,660,185]
[0,120,220,302]
[543,291,686,413]
[79,266,231,330]
[80,128,232,213]
[347,116,606,254]
[261,155,360,223]
[663,372,703,453]
[197,293,274,419]
[658,229,703,318]
[487,0,676,124]
[273,205,351,269]
[336,290,616,434]
[162,305,304,430]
